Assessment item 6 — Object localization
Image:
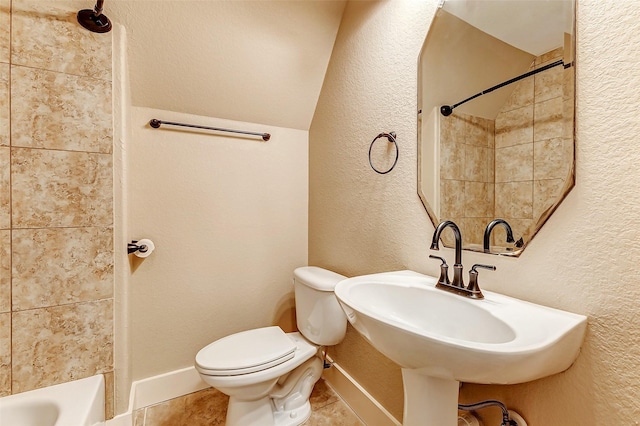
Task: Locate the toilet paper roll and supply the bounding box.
[134,239,155,258]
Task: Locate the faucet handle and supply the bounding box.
[429,255,451,286]
[466,264,496,297]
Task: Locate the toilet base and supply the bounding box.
[222,355,323,426]
[273,400,311,426]
[225,397,312,426]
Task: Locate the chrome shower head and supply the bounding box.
[77,0,112,33]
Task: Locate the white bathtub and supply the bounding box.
[0,375,105,426]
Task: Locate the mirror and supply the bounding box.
[417,0,575,256]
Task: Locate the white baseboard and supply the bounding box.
[106,366,209,426]
[322,356,402,426]
[107,362,400,426]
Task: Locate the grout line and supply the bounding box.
[8,0,13,397]
[11,297,115,314]
[10,145,113,155]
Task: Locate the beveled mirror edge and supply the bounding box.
[416,0,577,257]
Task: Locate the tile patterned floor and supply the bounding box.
[133,378,365,426]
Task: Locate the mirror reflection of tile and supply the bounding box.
[419,1,576,255]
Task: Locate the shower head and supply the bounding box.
[77,0,112,33]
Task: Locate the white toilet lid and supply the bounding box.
[196,326,297,376]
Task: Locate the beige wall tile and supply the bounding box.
[495,181,533,219]
[534,96,563,142]
[495,143,533,183]
[0,230,9,313]
[466,115,493,147]
[12,227,113,311]
[440,179,465,218]
[461,217,490,247]
[0,147,9,229]
[11,148,113,228]
[104,371,115,420]
[0,0,8,64]
[534,179,565,220]
[534,138,570,180]
[11,66,112,153]
[0,312,9,396]
[0,63,8,146]
[440,138,464,181]
[464,145,492,182]
[535,47,563,66]
[11,299,113,393]
[11,1,112,80]
[501,74,534,112]
[535,63,563,103]
[495,105,533,148]
[464,181,493,218]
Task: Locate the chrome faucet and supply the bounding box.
[483,219,515,253]
[430,220,464,288]
[430,220,495,299]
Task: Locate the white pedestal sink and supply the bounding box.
[334,271,587,426]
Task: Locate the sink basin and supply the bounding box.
[334,270,587,425]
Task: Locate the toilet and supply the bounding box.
[195,266,348,426]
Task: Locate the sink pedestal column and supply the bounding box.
[401,369,459,426]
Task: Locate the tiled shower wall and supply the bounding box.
[439,112,495,247]
[494,47,572,242]
[439,47,572,247]
[0,0,114,411]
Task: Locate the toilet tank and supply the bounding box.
[294,266,347,346]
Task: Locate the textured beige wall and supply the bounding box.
[0,0,114,412]
[126,107,308,382]
[310,0,640,424]
[106,0,346,131]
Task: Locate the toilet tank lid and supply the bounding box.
[294,266,347,292]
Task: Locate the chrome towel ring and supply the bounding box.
[369,132,398,174]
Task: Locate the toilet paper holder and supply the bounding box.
[127,240,149,255]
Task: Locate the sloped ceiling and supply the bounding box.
[104,0,346,130]
[442,0,573,56]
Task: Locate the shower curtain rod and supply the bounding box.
[440,59,569,117]
[149,119,271,141]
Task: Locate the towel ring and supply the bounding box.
[369,132,398,174]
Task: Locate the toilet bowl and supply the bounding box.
[195,267,347,426]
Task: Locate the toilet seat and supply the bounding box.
[196,326,297,376]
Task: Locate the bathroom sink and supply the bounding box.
[335,270,587,425]
[334,270,587,385]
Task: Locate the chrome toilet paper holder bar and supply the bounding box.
[127,240,148,255]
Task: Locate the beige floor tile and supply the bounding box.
[143,388,228,426]
[137,379,362,426]
[304,400,365,426]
